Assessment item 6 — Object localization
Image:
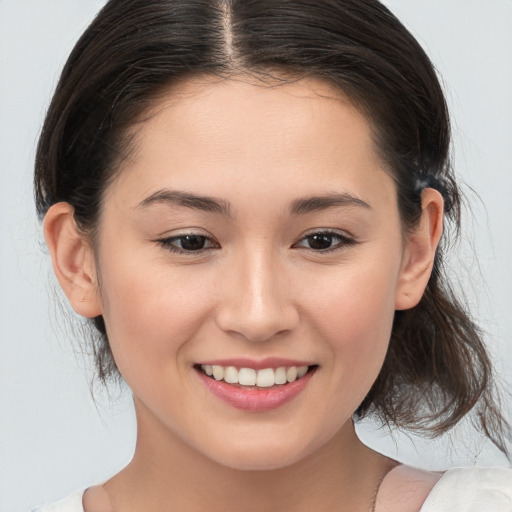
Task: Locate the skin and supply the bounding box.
[44,76,443,512]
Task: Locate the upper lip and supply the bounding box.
[195,357,315,370]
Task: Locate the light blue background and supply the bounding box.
[1,1,511,511]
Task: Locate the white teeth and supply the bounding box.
[297,366,308,378]
[238,368,257,386]
[224,366,239,384]
[256,368,275,387]
[212,365,224,381]
[200,364,311,387]
[286,366,298,383]
[274,367,287,385]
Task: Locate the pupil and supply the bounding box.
[181,235,205,251]
[308,234,332,250]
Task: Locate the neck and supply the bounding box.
[104,404,394,512]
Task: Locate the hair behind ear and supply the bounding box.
[357,201,510,456]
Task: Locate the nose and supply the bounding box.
[215,249,299,342]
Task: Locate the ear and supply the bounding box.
[43,202,102,318]
[395,188,444,310]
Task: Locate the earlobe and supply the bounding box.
[43,202,102,318]
[395,188,444,311]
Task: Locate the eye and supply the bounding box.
[156,233,219,254]
[293,230,357,252]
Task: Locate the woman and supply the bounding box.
[31,0,511,510]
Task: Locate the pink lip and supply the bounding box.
[196,357,314,370]
[195,365,316,412]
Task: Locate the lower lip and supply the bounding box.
[196,368,316,412]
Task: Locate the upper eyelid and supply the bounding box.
[157,226,212,236]
[296,228,355,240]
[154,228,217,243]
[158,233,217,243]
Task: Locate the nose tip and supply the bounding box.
[217,292,298,341]
[215,258,299,342]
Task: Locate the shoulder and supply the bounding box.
[421,466,512,512]
[376,464,443,512]
[376,464,512,512]
[31,489,85,512]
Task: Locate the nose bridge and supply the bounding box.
[216,243,298,341]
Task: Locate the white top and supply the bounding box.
[420,467,512,511]
[31,467,512,512]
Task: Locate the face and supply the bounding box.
[92,77,410,470]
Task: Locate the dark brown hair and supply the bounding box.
[34,0,509,453]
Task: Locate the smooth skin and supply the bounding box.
[44,76,444,512]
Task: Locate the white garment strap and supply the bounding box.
[31,488,85,512]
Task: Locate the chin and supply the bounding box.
[216,449,304,472]
[199,431,321,472]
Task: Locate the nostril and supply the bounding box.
[215,307,300,343]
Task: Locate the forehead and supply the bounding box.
[105,75,394,213]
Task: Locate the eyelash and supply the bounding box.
[156,233,219,255]
[155,230,358,255]
[292,230,358,253]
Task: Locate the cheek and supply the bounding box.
[96,256,214,382]
[305,256,400,389]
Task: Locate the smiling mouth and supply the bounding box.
[195,364,317,389]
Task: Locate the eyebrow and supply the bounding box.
[136,189,232,216]
[136,189,370,217]
[290,193,371,215]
